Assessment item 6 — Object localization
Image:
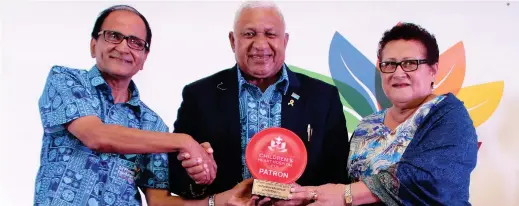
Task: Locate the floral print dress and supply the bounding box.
[347,95,446,198]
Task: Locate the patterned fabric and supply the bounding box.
[34,65,169,206]
[237,65,289,179]
[348,95,446,180]
[346,95,446,206]
[344,93,477,205]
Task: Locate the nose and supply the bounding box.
[114,39,131,53]
[392,65,407,78]
[252,34,269,50]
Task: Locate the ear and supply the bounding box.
[229,31,236,53]
[284,33,289,47]
[141,52,149,71]
[430,63,438,80]
[90,38,97,58]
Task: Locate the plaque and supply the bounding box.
[245,127,308,200]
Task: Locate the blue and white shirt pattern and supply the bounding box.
[237,66,289,179]
[34,65,169,206]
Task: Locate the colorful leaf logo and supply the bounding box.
[433,41,466,95]
[290,28,504,147]
[456,81,504,127]
[328,31,379,117]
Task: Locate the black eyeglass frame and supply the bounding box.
[378,59,429,73]
[97,30,149,51]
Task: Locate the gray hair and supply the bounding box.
[233,1,286,31]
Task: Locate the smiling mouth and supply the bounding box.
[392,83,410,88]
[110,56,132,64]
[249,55,273,61]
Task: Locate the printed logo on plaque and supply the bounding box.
[245,127,308,200]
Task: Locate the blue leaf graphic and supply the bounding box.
[375,70,392,110]
[329,32,378,116]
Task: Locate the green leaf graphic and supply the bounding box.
[289,65,361,135]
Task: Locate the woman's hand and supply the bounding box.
[268,183,314,206]
[310,184,347,206]
[291,184,346,206]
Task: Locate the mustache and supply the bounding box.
[108,52,133,62]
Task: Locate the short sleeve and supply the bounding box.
[38,66,99,132]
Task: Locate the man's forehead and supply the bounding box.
[236,8,283,24]
[101,10,146,37]
[240,23,279,31]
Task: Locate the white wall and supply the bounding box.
[1,1,518,205]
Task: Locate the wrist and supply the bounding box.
[174,133,193,152]
[213,192,229,205]
[213,193,222,205]
[182,196,209,206]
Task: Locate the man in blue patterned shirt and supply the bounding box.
[34,5,217,206]
[167,1,351,205]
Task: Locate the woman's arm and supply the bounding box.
[291,182,379,206]
[350,181,381,205]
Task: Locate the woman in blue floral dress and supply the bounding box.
[289,23,478,206]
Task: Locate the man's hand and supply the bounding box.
[212,178,270,206]
[225,178,254,206]
[177,136,217,185]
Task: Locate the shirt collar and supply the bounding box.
[87,65,141,107]
[236,64,290,95]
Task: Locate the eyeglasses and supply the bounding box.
[97,30,149,51]
[378,59,428,73]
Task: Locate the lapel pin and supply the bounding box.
[288,99,295,106]
[291,92,300,100]
[216,82,227,90]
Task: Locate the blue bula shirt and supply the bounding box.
[237,65,289,179]
[34,65,169,206]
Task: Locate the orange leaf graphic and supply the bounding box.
[433,41,466,95]
[456,81,504,127]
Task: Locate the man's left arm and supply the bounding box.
[144,179,259,206]
[145,188,215,206]
[144,188,204,206]
[320,87,351,185]
[139,150,211,206]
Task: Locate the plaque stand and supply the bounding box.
[251,179,291,200]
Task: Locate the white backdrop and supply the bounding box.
[1,1,518,205]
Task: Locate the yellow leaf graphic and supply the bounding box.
[456,81,504,127]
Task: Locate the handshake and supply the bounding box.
[176,134,218,185]
[173,134,318,206]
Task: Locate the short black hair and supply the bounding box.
[91,5,152,52]
[377,22,439,65]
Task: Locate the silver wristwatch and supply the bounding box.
[208,195,215,206]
